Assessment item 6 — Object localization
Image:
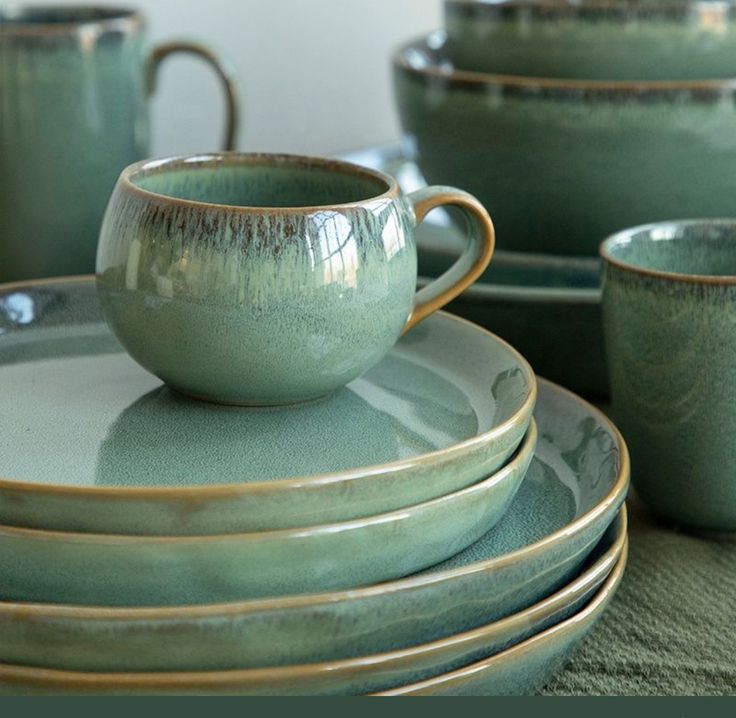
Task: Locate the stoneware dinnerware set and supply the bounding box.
[4,0,736,697]
[380,0,736,400]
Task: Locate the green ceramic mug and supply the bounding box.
[96,152,495,406]
[0,6,239,283]
[601,220,736,533]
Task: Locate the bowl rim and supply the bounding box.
[393,32,736,93]
[601,219,736,286]
[444,0,736,18]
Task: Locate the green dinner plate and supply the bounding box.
[0,510,626,694]
[0,277,534,535]
[0,378,628,667]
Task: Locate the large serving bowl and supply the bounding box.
[393,32,736,256]
[444,0,736,81]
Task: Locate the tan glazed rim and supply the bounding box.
[0,375,626,614]
[0,420,538,546]
[394,32,736,92]
[121,152,402,213]
[0,509,627,688]
[0,275,537,500]
[601,219,736,286]
[376,539,629,695]
[0,6,143,35]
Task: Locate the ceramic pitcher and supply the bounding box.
[0,6,239,282]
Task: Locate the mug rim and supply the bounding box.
[600,219,736,286]
[0,5,142,34]
[394,33,736,94]
[120,152,402,213]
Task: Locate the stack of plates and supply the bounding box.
[0,277,629,695]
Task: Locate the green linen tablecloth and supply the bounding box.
[543,496,736,696]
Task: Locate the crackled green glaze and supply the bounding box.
[97,154,492,405]
[393,34,736,256]
[445,0,736,81]
[602,220,736,532]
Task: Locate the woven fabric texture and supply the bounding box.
[543,496,736,696]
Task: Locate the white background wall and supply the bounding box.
[43,0,442,156]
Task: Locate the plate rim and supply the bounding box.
[375,535,629,695]
[0,508,627,688]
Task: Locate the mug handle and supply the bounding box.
[146,41,240,150]
[404,186,495,333]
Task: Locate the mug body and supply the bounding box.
[0,7,148,282]
[394,34,736,256]
[96,153,418,406]
[601,220,736,532]
[445,0,736,81]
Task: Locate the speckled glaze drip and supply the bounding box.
[97,158,418,404]
[602,222,736,531]
[0,10,147,281]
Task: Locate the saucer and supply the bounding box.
[0,277,534,535]
[0,379,628,667]
[0,510,626,694]
[339,143,608,399]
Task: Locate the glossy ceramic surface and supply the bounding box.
[378,542,627,696]
[0,6,238,282]
[602,220,736,532]
[340,143,608,399]
[393,33,736,256]
[0,378,628,664]
[97,153,495,405]
[445,0,736,81]
[0,510,626,693]
[0,418,536,606]
[0,277,534,535]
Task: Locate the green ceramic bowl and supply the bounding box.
[393,33,736,256]
[445,0,736,81]
[0,510,626,694]
[602,219,736,533]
